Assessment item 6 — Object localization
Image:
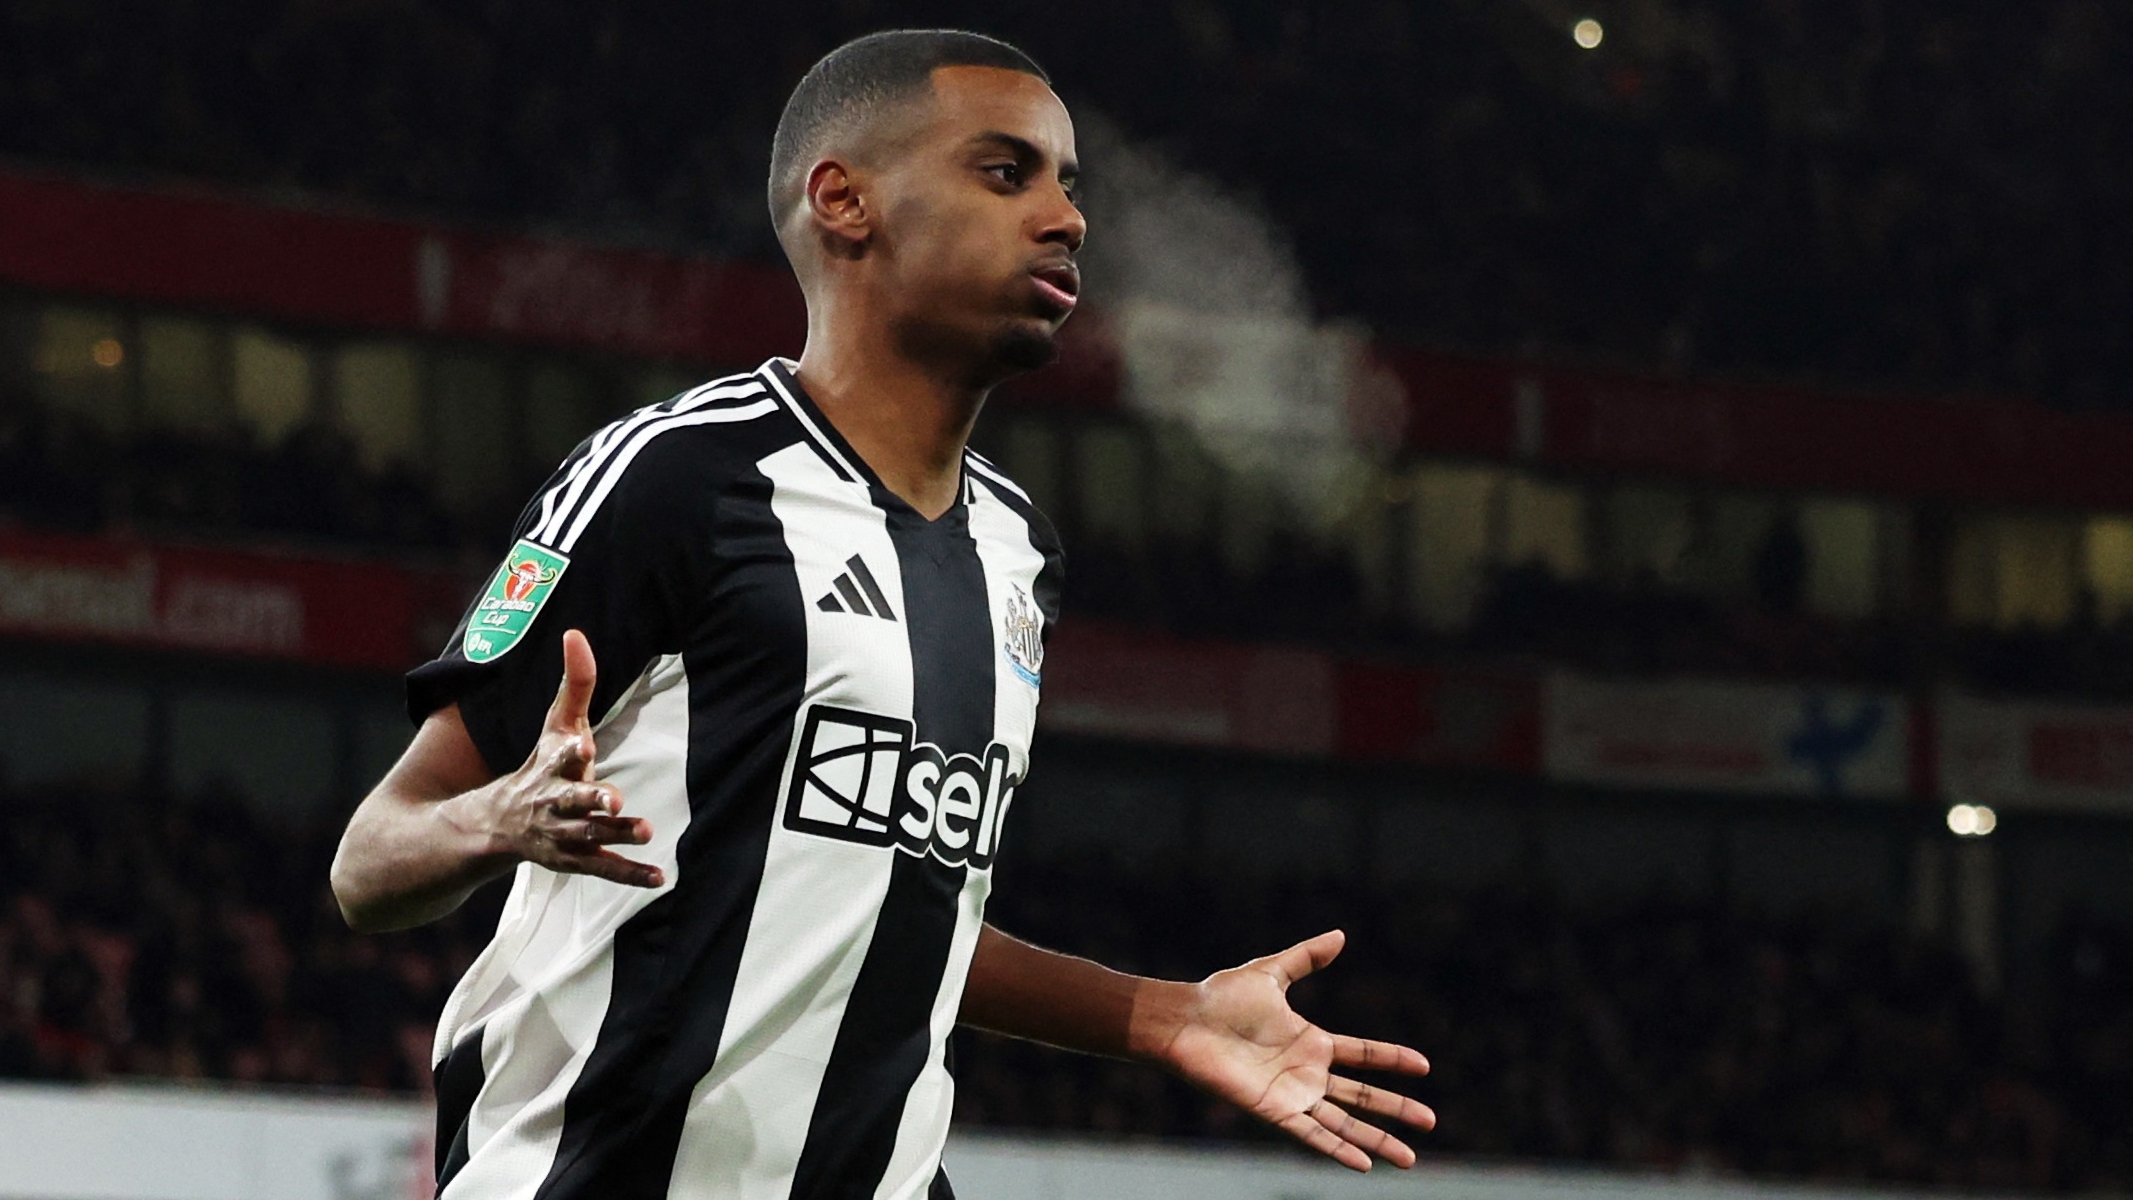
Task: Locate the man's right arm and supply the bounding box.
[330,629,664,934]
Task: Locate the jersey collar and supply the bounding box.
[759,358,975,520]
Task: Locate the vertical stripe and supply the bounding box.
[431,861,544,1067]
[434,1026,485,1189]
[444,657,697,1200]
[665,443,914,1200]
[966,481,1051,786]
[867,480,1051,1200]
[788,502,997,1200]
[867,875,986,1200]
[525,463,807,1199]
[444,950,615,1200]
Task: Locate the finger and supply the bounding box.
[546,846,663,889]
[547,628,598,734]
[1275,1107,1372,1173]
[551,815,652,848]
[1327,1075,1437,1132]
[1311,1099,1415,1169]
[1263,929,1346,988]
[1331,1035,1430,1078]
[541,720,601,784]
[547,782,623,820]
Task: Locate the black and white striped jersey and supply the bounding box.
[405,358,1063,1200]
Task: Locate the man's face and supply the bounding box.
[866,66,1084,377]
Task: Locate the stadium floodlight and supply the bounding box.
[1573,18,1605,49]
[1946,803,1999,837]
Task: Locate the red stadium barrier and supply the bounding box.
[419,225,804,364]
[10,168,2133,510]
[12,523,2133,815]
[0,526,468,670]
[0,168,806,364]
[1040,621,1542,773]
[1940,692,2133,814]
[0,170,415,328]
[1541,674,1912,800]
[1527,364,2133,512]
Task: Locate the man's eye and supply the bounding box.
[986,163,1023,186]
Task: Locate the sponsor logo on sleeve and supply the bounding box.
[462,539,569,664]
[783,704,1020,870]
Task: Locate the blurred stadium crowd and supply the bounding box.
[8,0,2133,708]
[14,363,2133,703]
[0,379,457,550]
[0,786,467,1093]
[3,785,2130,1192]
[1,0,2129,405]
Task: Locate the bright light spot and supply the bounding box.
[1947,804,1998,836]
[1573,18,1605,49]
[1973,804,1997,835]
[91,338,124,369]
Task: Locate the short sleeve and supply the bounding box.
[407,433,718,776]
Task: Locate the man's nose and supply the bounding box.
[1038,189,1085,253]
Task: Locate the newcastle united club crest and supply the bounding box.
[1001,584,1043,687]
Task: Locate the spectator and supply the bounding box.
[0,1,2128,407]
[2,780,2128,1192]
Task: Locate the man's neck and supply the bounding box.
[794,319,988,521]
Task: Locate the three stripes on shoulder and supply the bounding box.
[527,373,775,556]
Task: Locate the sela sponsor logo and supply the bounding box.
[783,704,1019,869]
[1001,583,1043,687]
[464,539,569,663]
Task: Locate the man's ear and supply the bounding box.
[805,159,871,259]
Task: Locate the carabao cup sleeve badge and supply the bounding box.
[463,539,571,663]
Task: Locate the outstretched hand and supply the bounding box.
[1162,930,1434,1172]
[489,628,663,888]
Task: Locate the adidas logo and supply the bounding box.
[815,554,897,622]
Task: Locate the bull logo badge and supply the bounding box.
[503,560,559,602]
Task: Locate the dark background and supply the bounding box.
[1,1,2130,1194]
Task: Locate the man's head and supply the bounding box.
[769,30,1084,380]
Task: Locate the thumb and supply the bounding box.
[549,628,598,733]
[1263,929,1346,989]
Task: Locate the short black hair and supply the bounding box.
[767,29,1049,220]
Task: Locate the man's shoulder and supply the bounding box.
[591,367,797,482]
[532,366,805,545]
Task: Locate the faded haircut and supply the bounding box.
[767,29,1049,221]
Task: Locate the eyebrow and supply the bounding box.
[968,130,1079,181]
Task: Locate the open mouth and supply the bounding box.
[1031,263,1080,312]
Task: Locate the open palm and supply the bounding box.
[1163,929,1435,1172]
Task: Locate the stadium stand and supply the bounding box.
[4,5,2133,1197]
[12,365,2133,701]
[2,779,2129,1192]
[0,377,457,550]
[0,782,481,1093]
[1,1,2129,404]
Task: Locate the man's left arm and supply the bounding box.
[959,923,1436,1172]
